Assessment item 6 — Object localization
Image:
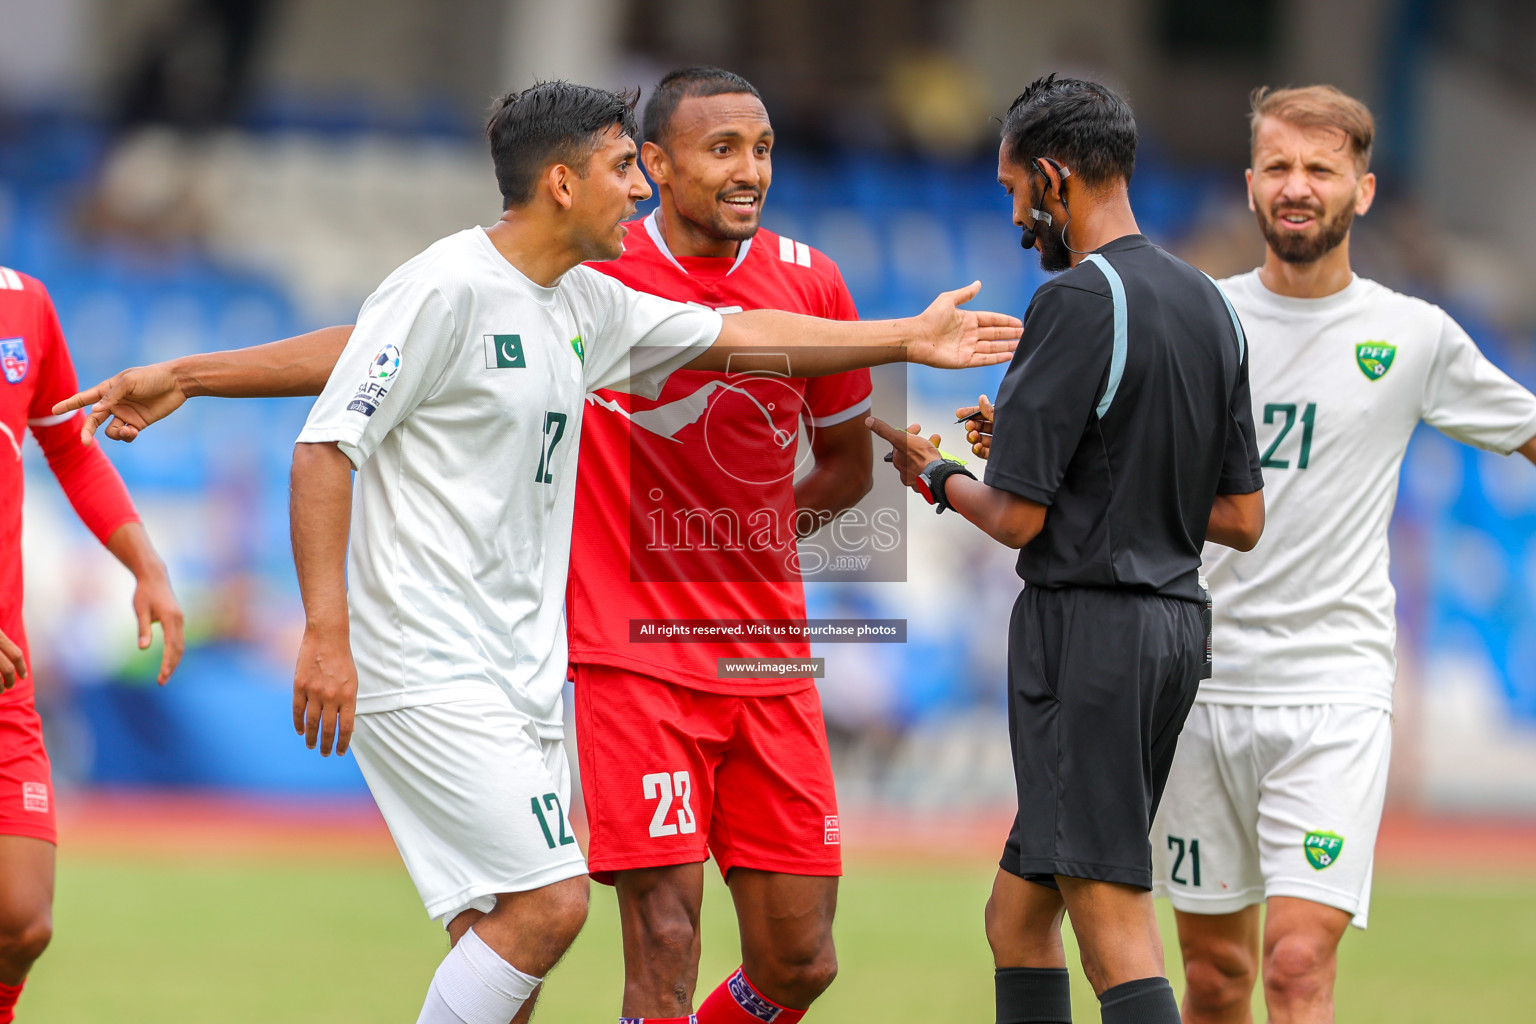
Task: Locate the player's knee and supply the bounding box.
[1263,932,1334,1004]
[748,931,838,1005]
[536,877,590,947]
[631,900,697,963]
[768,943,839,1003]
[984,892,1009,950]
[1182,942,1257,1014]
[796,943,839,998]
[0,910,52,972]
[984,889,1054,959]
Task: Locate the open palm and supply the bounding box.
[907,282,1022,369]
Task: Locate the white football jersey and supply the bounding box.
[298,227,722,734]
[1201,271,1536,711]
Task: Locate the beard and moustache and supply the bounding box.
[1036,217,1074,273]
[1023,191,1078,274]
[1258,198,1355,264]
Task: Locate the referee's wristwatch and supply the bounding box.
[914,458,976,514]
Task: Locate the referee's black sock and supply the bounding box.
[995,966,1071,1023]
[1097,976,1180,1024]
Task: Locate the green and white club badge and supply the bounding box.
[1303,830,1344,870]
[1356,342,1396,381]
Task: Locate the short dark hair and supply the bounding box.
[1000,74,1138,188]
[485,81,640,208]
[642,66,762,148]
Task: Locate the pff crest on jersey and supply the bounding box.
[1304,829,1345,870]
[1355,342,1396,380]
[0,338,27,384]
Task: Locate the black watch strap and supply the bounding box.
[922,459,977,513]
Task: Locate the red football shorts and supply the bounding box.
[573,664,842,884]
[0,697,57,844]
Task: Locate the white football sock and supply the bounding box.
[416,926,542,1024]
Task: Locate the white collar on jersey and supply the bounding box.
[643,209,754,277]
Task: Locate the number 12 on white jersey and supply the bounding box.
[643,771,698,837]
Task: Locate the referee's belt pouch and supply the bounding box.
[1198,575,1212,680]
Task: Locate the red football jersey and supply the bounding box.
[568,214,871,694]
[0,267,139,703]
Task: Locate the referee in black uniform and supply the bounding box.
[870,76,1265,1024]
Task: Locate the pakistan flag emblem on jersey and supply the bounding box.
[570,335,585,364]
[1304,830,1344,870]
[1356,342,1396,381]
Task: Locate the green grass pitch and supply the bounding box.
[23,853,1536,1022]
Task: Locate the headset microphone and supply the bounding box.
[1018,158,1070,251]
[1019,208,1050,250]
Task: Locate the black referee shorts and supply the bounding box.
[1001,584,1204,890]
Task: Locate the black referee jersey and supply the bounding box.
[986,233,1263,600]
[987,233,1264,890]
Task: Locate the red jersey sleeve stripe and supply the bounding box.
[806,397,873,428]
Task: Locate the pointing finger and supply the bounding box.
[52,384,103,417]
[864,416,907,445]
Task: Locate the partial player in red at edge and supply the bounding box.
[0,267,183,1023]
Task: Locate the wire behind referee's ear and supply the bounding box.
[1038,157,1071,193]
[1039,157,1095,256]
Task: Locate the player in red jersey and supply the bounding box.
[0,267,183,1022]
[570,68,870,1024]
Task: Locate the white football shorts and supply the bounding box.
[350,697,588,927]
[1151,702,1391,928]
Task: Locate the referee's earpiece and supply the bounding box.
[1019,158,1072,251]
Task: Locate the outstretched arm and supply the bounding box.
[1520,434,1536,466]
[52,326,354,442]
[691,282,1021,376]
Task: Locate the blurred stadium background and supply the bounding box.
[5,0,1536,1020]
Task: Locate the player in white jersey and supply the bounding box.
[57,82,1020,1024]
[1149,86,1536,1024]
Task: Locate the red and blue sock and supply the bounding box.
[696,968,806,1024]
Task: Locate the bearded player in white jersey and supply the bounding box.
[1142,86,1536,1024]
